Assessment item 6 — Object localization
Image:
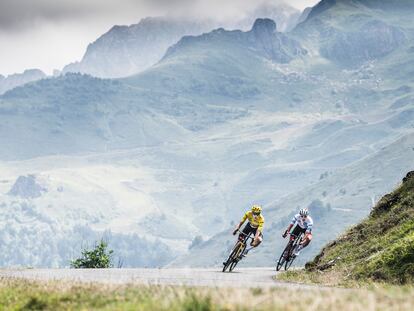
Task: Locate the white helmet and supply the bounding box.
[299,208,309,217]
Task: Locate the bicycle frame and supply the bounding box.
[289,232,303,245]
[222,229,254,272]
[276,232,304,271]
[233,229,254,256]
[237,229,254,242]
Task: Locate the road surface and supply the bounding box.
[0,268,310,288]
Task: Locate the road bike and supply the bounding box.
[222,230,254,272]
[276,231,304,271]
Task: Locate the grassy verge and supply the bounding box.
[1,277,414,310]
[285,172,414,286]
[274,172,414,309]
[276,268,364,287]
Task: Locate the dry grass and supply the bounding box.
[1,277,414,310]
[276,268,358,287]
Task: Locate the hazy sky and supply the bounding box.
[0,0,319,76]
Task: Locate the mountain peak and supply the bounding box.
[252,18,277,34]
[306,0,336,21]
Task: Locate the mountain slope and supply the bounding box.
[62,17,214,78]
[293,0,414,67]
[305,170,414,284]
[122,18,314,112]
[165,18,307,64]
[0,73,191,160]
[170,133,414,267]
[0,69,46,95]
[1,1,414,269]
[0,19,319,162]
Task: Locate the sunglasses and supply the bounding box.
[253,212,261,216]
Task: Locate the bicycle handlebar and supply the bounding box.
[289,232,304,242]
[235,229,247,235]
[235,229,255,240]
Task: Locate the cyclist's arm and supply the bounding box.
[234,212,248,232]
[255,217,264,239]
[285,215,298,234]
[288,215,298,230]
[305,217,313,233]
[300,217,313,245]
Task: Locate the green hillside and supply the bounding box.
[304,171,414,284]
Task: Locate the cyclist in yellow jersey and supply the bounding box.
[232,205,264,254]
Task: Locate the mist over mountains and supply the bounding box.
[0,0,413,267]
[62,2,302,78]
[1,1,301,92]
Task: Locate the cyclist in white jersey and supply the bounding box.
[282,208,313,256]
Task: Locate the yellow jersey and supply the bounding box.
[241,211,264,231]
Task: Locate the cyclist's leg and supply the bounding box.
[294,226,309,256]
[300,232,312,248]
[290,225,302,239]
[240,223,253,240]
[240,224,255,255]
[251,229,263,247]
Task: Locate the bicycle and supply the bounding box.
[276,231,304,271]
[222,230,254,272]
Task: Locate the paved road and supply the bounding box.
[0,268,308,288]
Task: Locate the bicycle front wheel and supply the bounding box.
[285,255,297,270]
[229,259,238,272]
[284,242,299,271]
[276,251,286,271]
[223,242,242,272]
[276,242,292,271]
[222,259,231,272]
[229,243,246,272]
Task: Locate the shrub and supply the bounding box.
[70,240,114,268]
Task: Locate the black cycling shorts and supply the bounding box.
[291,225,306,237]
[241,223,263,238]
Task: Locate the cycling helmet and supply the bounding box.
[299,208,309,217]
[252,204,262,215]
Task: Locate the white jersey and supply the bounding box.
[291,214,313,232]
